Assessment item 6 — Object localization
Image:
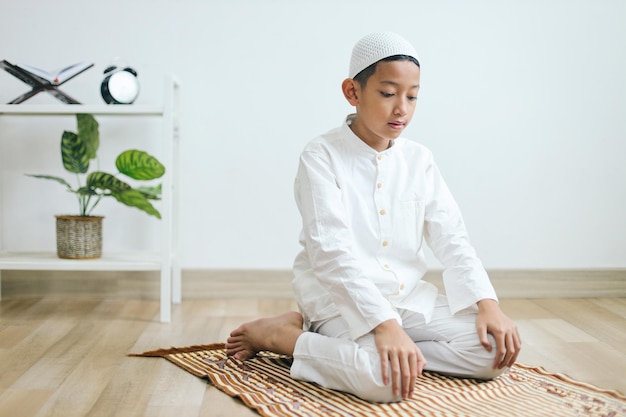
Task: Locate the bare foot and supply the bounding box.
[226,311,304,360]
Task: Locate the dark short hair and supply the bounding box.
[353,55,420,87]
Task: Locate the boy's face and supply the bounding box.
[347,60,420,150]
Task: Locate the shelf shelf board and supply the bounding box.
[0,251,162,271]
[0,104,164,116]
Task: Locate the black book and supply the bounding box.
[0,60,93,104]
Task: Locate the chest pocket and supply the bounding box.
[392,199,425,254]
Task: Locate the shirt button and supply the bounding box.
[377,182,382,189]
[377,154,383,160]
[379,209,386,215]
[382,241,389,247]
[400,283,405,290]
[384,264,390,269]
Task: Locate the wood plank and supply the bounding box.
[145,362,207,410]
[0,303,82,390]
[590,297,626,318]
[498,299,557,319]
[87,356,172,417]
[3,301,145,417]
[0,389,54,417]
[0,323,36,348]
[533,298,626,353]
[198,385,259,417]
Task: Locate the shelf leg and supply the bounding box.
[172,259,181,303]
[160,266,171,322]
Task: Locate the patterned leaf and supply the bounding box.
[116,150,165,180]
[76,186,98,196]
[86,171,131,193]
[26,174,73,191]
[61,130,89,174]
[111,189,161,219]
[77,113,99,160]
[135,184,162,200]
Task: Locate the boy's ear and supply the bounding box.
[342,78,360,105]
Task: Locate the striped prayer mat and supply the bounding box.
[130,343,626,417]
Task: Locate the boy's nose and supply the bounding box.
[393,100,408,116]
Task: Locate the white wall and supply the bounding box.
[1,0,624,270]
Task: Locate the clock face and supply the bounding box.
[104,71,139,104]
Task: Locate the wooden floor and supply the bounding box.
[0,295,625,417]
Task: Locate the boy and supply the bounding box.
[226,31,521,403]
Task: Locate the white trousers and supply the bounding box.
[290,296,506,403]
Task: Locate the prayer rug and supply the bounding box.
[130,343,626,417]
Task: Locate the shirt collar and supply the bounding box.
[343,114,397,155]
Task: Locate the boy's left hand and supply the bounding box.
[476,299,521,369]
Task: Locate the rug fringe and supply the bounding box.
[128,343,226,357]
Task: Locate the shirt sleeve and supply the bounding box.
[422,155,498,314]
[295,150,401,340]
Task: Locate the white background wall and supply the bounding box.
[1,0,624,270]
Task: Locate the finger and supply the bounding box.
[416,348,427,375]
[379,350,389,386]
[400,354,411,398]
[493,333,506,369]
[508,330,522,367]
[407,351,419,398]
[501,333,516,368]
[477,324,492,352]
[390,353,401,397]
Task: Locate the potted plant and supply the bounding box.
[27,113,165,259]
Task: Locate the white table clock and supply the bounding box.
[100,66,139,104]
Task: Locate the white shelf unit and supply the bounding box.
[0,76,181,322]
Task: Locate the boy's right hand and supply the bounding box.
[374,319,426,399]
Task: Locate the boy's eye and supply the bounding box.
[379,91,394,98]
[408,96,418,101]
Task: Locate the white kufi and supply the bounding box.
[349,32,420,79]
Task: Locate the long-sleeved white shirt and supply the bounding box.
[293,114,498,340]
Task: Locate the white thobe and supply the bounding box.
[290,114,502,402]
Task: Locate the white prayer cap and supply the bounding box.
[349,31,420,79]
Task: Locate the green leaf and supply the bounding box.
[61,130,90,174]
[86,171,131,193]
[135,184,162,200]
[77,113,99,160]
[76,186,98,196]
[26,174,74,191]
[111,189,161,219]
[116,150,165,180]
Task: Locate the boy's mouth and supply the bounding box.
[388,121,405,130]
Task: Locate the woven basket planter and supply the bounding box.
[55,215,104,259]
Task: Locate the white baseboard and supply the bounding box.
[1,268,625,299]
[425,269,626,298]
